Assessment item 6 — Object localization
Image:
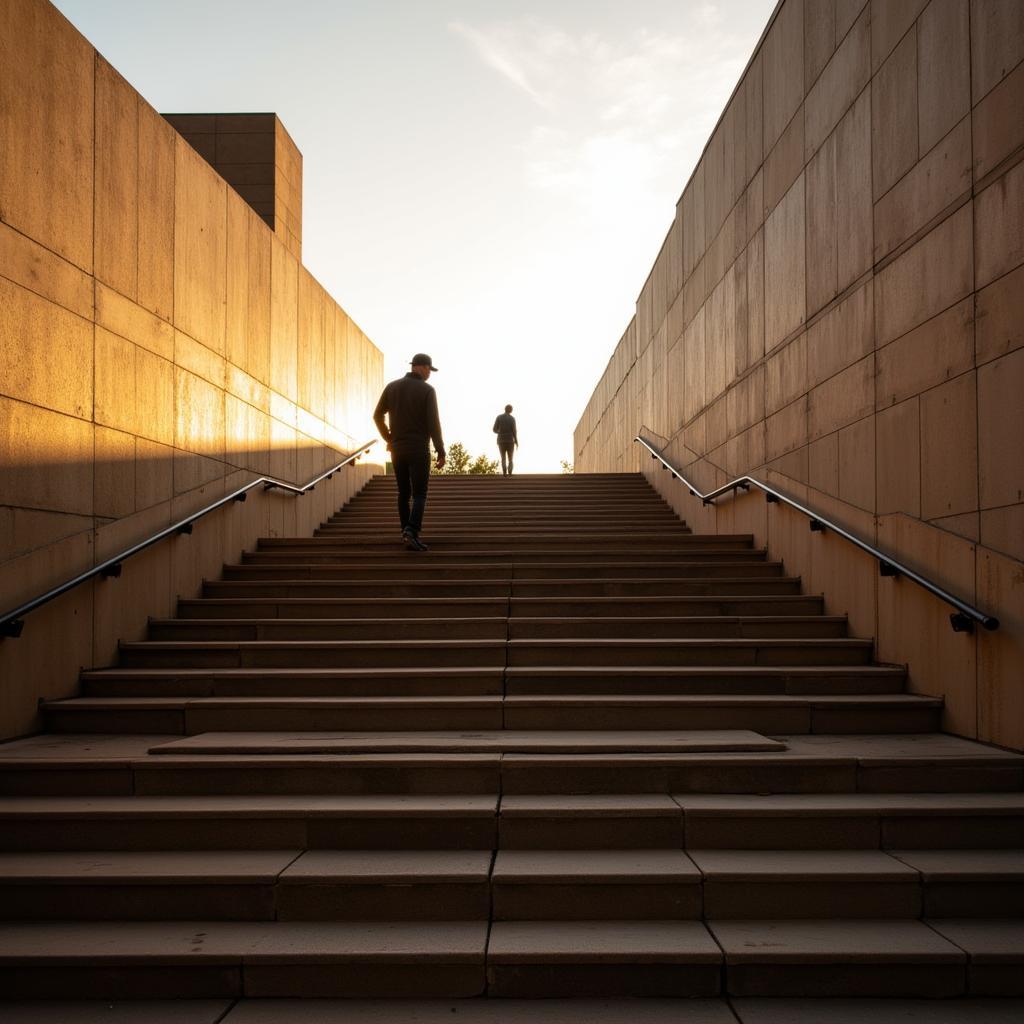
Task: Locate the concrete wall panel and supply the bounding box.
[137,104,176,321]
[94,58,139,299]
[0,278,93,420]
[918,0,971,153]
[173,140,227,353]
[970,0,1024,102]
[0,0,94,271]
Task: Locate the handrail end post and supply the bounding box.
[0,619,24,639]
[983,616,1000,632]
[949,612,975,634]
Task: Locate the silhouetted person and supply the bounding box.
[373,354,446,551]
[493,404,518,476]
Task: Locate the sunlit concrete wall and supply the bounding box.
[0,0,384,739]
[575,0,1024,750]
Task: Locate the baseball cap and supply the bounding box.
[411,353,439,370]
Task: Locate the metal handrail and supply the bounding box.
[0,439,378,639]
[634,434,999,634]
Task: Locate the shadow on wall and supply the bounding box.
[0,442,382,741]
[0,442,375,567]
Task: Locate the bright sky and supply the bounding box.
[55,0,775,471]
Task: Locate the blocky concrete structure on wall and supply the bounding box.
[163,113,303,261]
[574,0,1024,751]
[0,0,384,739]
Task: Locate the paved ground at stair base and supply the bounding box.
[2,999,1024,1023]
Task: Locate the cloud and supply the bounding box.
[449,12,751,223]
[449,20,550,107]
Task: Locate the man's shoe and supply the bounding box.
[404,532,429,552]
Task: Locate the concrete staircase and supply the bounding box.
[0,472,1022,1014]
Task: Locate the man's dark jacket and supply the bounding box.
[373,373,445,458]
[493,413,517,445]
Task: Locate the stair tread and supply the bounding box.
[0,850,300,883]
[708,919,965,962]
[0,919,488,962]
[689,850,919,880]
[927,919,1024,962]
[675,793,1024,815]
[492,849,699,882]
[487,920,720,963]
[0,1001,232,1023]
[47,695,939,711]
[151,614,845,630]
[0,795,498,818]
[728,999,1024,1024]
[889,849,1024,879]
[279,850,491,884]
[499,795,680,817]
[218,997,738,1023]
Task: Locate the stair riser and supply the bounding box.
[507,645,872,668]
[44,705,937,736]
[506,673,905,696]
[725,964,966,998]
[145,620,843,642]
[148,622,508,641]
[119,649,506,669]
[178,601,510,618]
[502,707,937,734]
[922,882,1024,917]
[486,964,719,998]
[174,598,820,618]
[45,706,507,735]
[203,584,513,599]
[683,816,1024,849]
[243,550,766,564]
[130,764,499,796]
[202,581,801,598]
[259,539,755,553]
[276,883,489,921]
[220,565,783,581]
[0,964,486,1000]
[81,675,505,698]
[3,762,1016,798]
[512,599,824,616]
[0,817,497,851]
[497,818,683,849]
[492,884,701,920]
[511,582,803,597]
[0,885,277,921]
[702,881,922,918]
[509,621,846,640]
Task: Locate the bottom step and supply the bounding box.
[0,919,1019,999]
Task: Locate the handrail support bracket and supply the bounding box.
[950,613,975,634]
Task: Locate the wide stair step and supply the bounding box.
[42,693,941,734]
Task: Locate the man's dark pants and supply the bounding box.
[498,442,515,475]
[392,450,431,535]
